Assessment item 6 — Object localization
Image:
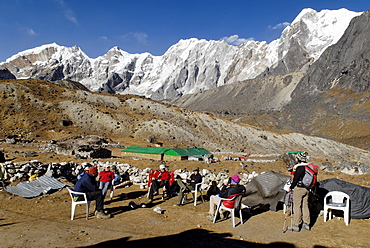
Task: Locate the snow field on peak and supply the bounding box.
[1,8,363,100]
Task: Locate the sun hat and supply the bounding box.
[159,164,166,170]
[88,167,98,175]
[231,174,241,183]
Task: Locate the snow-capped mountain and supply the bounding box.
[0,8,361,100]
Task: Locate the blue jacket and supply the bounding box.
[74,173,98,193]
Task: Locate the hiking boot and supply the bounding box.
[206,215,214,221]
[95,210,109,215]
[287,225,300,232]
[96,211,111,219]
[302,223,310,231]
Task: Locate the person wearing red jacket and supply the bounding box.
[147,164,170,202]
[206,174,245,221]
[99,165,115,198]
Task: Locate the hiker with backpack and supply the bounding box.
[287,152,318,232]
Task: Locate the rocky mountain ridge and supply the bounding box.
[0,79,368,164]
[0,8,361,100]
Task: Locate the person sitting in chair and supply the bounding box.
[111,165,132,189]
[147,164,170,202]
[206,174,245,221]
[73,167,111,219]
[173,167,202,206]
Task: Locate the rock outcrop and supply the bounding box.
[0,68,16,80]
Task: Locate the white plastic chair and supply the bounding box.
[191,180,205,206]
[213,194,244,227]
[67,188,91,220]
[324,191,350,226]
[181,178,205,206]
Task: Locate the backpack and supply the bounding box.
[300,163,318,188]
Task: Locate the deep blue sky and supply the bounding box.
[0,0,368,62]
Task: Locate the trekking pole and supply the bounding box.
[283,191,293,233]
[290,207,293,232]
[282,211,288,233]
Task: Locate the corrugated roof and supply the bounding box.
[5,175,66,198]
[187,148,212,156]
[122,146,212,156]
[122,146,169,154]
[164,149,189,156]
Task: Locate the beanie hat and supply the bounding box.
[296,152,307,162]
[231,174,241,183]
[89,167,98,175]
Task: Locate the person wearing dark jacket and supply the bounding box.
[73,167,111,219]
[206,174,245,221]
[287,152,311,231]
[174,167,202,206]
[207,181,220,197]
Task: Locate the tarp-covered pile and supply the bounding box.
[242,171,290,211]
[318,178,370,219]
[5,175,66,198]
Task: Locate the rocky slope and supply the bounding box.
[164,10,370,150]
[0,79,368,164]
[0,9,360,100]
[163,72,305,114]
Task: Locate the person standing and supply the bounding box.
[99,164,115,198]
[73,167,111,219]
[173,167,202,206]
[288,152,311,231]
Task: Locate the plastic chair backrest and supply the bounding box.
[222,193,243,209]
[67,187,90,220]
[327,191,349,203]
[233,194,243,211]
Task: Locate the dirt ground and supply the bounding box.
[0,144,369,248]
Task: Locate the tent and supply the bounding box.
[318,178,370,219]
